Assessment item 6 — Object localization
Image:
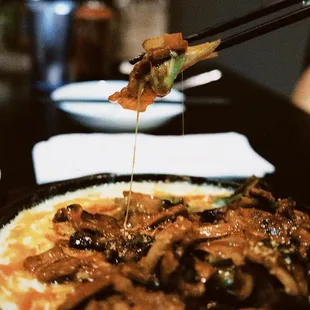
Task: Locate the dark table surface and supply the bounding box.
[1,63,310,207]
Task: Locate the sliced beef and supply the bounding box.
[58,274,113,310]
[24,245,68,273]
[160,250,180,284]
[123,191,163,215]
[54,204,121,238]
[197,223,234,239]
[141,204,188,229]
[36,257,82,282]
[22,177,310,309]
[139,216,193,274]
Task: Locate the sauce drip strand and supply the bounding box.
[123,84,143,230]
[181,72,185,136]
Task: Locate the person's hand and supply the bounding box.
[292,67,310,114]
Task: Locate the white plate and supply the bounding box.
[51,80,185,132]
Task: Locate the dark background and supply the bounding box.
[170,0,310,97]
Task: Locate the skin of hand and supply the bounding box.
[292,67,310,114]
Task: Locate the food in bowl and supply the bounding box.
[0,177,310,310]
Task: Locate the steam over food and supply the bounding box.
[1,178,310,309]
[108,33,220,112]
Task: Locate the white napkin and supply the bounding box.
[32,132,275,185]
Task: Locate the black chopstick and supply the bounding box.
[217,5,310,52]
[129,0,306,65]
[184,0,302,43]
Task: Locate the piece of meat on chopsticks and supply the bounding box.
[108,33,220,112]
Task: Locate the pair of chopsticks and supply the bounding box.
[129,0,310,64]
[185,0,310,51]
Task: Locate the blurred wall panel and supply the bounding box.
[170,0,310,98]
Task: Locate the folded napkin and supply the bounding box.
[32,132,275,185]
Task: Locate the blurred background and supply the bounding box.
[0,0,309,96]
[172,0,310,98]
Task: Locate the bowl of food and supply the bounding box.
[1,173,309,309]
[51,80,185,132]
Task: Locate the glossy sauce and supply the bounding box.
[2,211,53,263]
[19,290,57,310]
[0,261,24,279]
[0,198,110,309]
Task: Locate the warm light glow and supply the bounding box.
[119,61,133,75]
[175,69,222,90]
[54,3,72,15]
